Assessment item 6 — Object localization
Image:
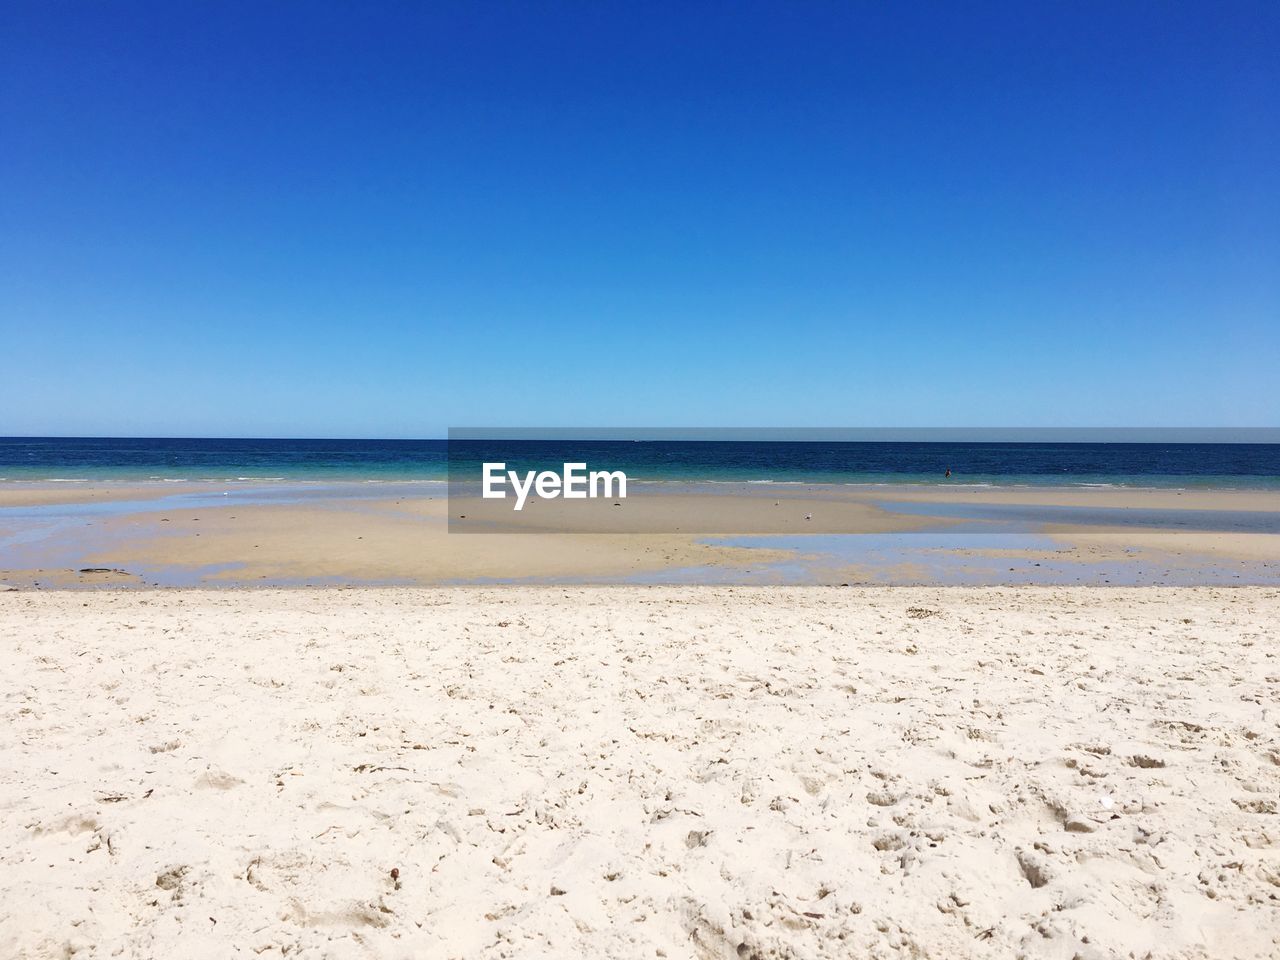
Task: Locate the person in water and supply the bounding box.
[945,467,951,478]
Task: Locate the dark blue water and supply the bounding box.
[2,437,1280,488]
[0,437,449,482]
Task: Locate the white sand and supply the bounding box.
[2,587,1278,959]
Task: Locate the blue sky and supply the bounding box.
[2,1,1277,437]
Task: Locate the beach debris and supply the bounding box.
[1233,797,1277,814]
[155,865,189,900]
[804,513,813,521]
[78,567,126,575]
[906,607,939,619]
[156,868,184,889]
[866,788,901,807]
[1129,754,1167,769]
[685,829,712,849]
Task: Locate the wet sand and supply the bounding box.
[1,481,1278,588]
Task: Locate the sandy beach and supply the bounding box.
[6,1,1277,958]
[2,586,1278,959]
[2,482,1278,589]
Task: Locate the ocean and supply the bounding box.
[2,436,1280,488]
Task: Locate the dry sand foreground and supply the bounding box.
[2,588,1279,959]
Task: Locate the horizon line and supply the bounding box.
[4,428,1280,445]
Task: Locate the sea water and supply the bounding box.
[3,437,1280,488]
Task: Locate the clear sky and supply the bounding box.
[2,2,1277,437]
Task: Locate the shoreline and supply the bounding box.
[5,477,1280,508]
[2,480,1279,589]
